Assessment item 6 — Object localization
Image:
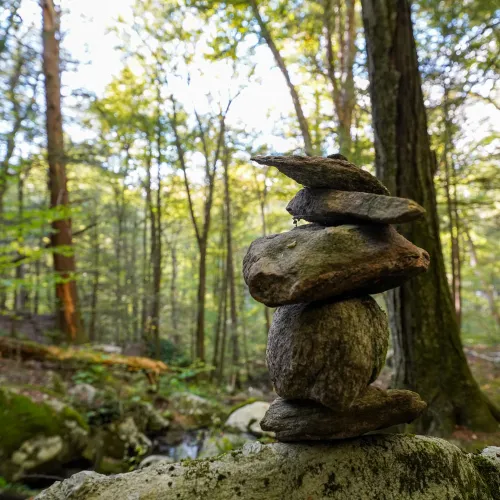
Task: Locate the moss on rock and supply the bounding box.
[0,387,88,481]
[35,434,500,500]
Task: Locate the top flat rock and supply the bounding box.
[251,155,390,195]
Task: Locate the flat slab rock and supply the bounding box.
[251,155,390,195]
[36,435,500,500]
[267,297,388,409]
[260,387,426,441]
[243,224,429,307]
[287,188,425,225]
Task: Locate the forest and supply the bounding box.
[0,0,499,497]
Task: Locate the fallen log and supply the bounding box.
[0,337,168,384]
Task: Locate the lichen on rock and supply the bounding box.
[35,434,500,499]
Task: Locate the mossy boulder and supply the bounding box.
[35,434,500,499]
[168,392,224,429]
[0,387,88,481]
[83,417,152,474]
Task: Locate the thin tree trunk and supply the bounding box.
[130,214,140,341]
[249,0,314,155]
[218,277,229,383]
[14,172,26,312]
[212,252,227,381]
[170,243,180,345]
[223,146,240,390]
[361,0,498,434]
[149,90,163,358]
[89,216,99,342]
[33,254,41,315]
[170,97,229,362]
[42,0,85,343]
[442,93,462,327]
[463,225,500,329]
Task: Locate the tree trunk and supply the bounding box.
[196,242,208,363]
[442,93,462,327]
[14,172,27,313]
[249,0,314,155]
[42,0,85,343]
[223,146,240,390]
[463,224,500,329]
[89,216,99,342]
[170,243,180,345]
[361,0,498,434]
[212,249,227,381]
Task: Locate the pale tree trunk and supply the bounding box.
[249,0,314,155]
[223,145,240,390]
[42,0,85,343]
[361,0,499,434]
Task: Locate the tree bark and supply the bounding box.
[42,0,85,344]
[361,0,498,434]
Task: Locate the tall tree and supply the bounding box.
[361,0,499,434]
[41,0,85,343]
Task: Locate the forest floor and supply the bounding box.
[0,343,499,498]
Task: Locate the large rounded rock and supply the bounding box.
[35,435,500,499]
[225,401,272,436]
[260,387,426,441]
[267,297,388,409]
[243,224,429,307]
[251,155,390,195]
[287,188,425,225]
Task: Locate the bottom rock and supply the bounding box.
[35,435,499,500]
[260,387,426,441]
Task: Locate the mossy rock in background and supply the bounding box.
[0,387,88,481]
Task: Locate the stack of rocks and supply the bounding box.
[243,155,430,442]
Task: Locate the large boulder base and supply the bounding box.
[287,188,425,225]
[267,297,388,409]
[251,155,390,195]
[260,387,426,441]
[35,434,500,500]
[243,224,429,307]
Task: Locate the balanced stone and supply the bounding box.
[260,387,427,441]
[251,155,390,195]
[243,223,429,307]
[267,297,388,409]
[287,188,426,225]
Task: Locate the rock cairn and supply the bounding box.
[243,155,430,442]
